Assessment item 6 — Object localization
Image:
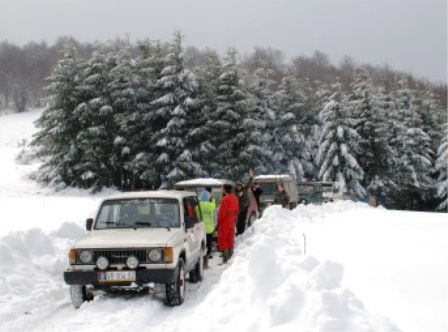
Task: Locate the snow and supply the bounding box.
[174,178,235,186]
[254,174,292,180]
[1,109,447,331]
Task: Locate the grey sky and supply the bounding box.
[1,0,446,83]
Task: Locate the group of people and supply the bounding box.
[198,170,291,265]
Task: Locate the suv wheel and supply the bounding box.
[166,259,185,306]
[70,285,93,309]
[189,249,204,283]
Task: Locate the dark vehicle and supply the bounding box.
[297,181,343,204]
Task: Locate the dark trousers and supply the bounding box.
[206,233,214,256]
[236,210,247,235]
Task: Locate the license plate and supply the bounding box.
[98,271,136,282]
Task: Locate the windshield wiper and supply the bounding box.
[134,221,152,227]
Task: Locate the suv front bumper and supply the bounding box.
[64,268,177,286]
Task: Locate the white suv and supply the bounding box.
[63,191,207,307]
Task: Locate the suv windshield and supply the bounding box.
[259,183,276,195]
[322,184,333,192]
[95,198,180,230]
[298,184,315,193]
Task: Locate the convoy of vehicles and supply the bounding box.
[64,191,207,308]
[63,176,344,308]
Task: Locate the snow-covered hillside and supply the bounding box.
[0,109,447,332]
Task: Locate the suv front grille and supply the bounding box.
[92,249,147,265]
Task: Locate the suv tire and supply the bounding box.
[166,259,185,306]
[70,285,93,309]
[189,249,204,283]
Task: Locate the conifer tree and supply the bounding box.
[394,81,433,190]
[248,67,278,173]
[190,50,222,176]
[317,84,366,198]
[74,45,116,190]
[348,69,393,201]
[108,47,140,189]
[274,75,306,179]
[435,124,447,211]
[151,32,203,188]
[132,40,167,188]
[32,45,84,188]
[207,49,261,179]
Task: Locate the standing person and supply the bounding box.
[274,182,290,208]
[235,169,254,235]
[199,190,216,268]
[246,187,257,227]
[217,184,239,264]
[251,182,263,215]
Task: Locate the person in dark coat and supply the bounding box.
[274,182,290,208]
[235,169,254,235]
[217,184,239,263]
[251,182,263,214]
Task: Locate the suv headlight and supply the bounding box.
[148,249,162,262]
[126,255,139,269]
[96,256,109,270]
[78,250,93,264]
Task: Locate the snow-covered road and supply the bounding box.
[0,109,447,331]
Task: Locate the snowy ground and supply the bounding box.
[0,109,447,331]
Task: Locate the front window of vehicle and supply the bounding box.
[259,183,276,195]
[322,184,333,192]
[298,184,315,193]
[95,198,180,229]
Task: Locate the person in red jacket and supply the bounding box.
[217,184,239,264]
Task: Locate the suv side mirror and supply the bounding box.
[184,216,195,230]
[86,218,94,231]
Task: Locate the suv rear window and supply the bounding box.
[95,198,180,229]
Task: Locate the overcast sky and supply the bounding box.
[1,0,446,83]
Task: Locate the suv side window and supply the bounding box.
[183,196,202,224]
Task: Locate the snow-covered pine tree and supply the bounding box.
[73,45,117,190]
[273,74,306,180]
[317,84,366,198]
[132,40,167,188]
[386,80,434,209]
[191,50,222,176]
[435,124,447,211]
[348,68,393,202]
[108,46,140,190]
[248,67,278,173]
[300,82,332,181]
[32,44,84,189]
[296,78,322,179]
[207,48,262,179]
[151,32,203,188]
[415,87,445,152]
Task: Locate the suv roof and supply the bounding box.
[174,178,235,187]
[254,174,294,182]
[104,190,197,201]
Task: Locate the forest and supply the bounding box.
[2,33,446,211]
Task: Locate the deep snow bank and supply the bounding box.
[0,222,84,327]
[178,205,399,332]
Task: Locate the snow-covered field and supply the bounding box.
[0,109,447,332]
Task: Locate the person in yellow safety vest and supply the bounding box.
[199,189,216,267]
